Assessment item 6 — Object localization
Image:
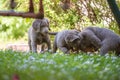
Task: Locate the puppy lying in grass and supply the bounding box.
[28,18,51,53]
[79,26,120,56]
[53,30,82,54]
[51,30,98,53]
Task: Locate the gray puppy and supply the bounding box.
[79,26,120,56]
[53,30,82,54]
[28,18,51,53]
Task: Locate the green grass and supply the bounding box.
[0,50,120,80]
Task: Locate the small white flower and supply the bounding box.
[29,56,35,61]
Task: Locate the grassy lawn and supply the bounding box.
[0,50,120,80]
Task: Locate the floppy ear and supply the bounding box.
[69,36,79,42]
[65,35,79,43]
[32,20,41,31]
[78,33,83,40]
[74,30,80,34]
[32,21,37,30]
[44,18,50,30]
[46,19,49,25]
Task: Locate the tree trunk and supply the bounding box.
[107,0,120,28]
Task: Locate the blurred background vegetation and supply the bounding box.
[0,0,120,41]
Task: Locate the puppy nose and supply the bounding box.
[43,27,49,33]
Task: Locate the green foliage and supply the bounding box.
[0,50,120,80]
[0,0,80,40]
[0,17,32,40]
[0,0,120,40]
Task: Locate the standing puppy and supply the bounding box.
[28,18,51,53]
[53,30,82,54]
[79,26,120,56]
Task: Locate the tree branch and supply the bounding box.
[107,0,120,28]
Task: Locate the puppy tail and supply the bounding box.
[48,32,58,35]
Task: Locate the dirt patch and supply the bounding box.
[6,43,29,52]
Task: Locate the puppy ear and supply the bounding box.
[46,19,49,25]
[65,35,79,43]
[46,19,51,31]
[78,33,83,40]
[72,30,80,35]
[70,36,79,42]
[74,30,80,33]
[32,21,37,30]
[32,20,41,31]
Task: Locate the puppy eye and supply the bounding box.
[73,39,79,43]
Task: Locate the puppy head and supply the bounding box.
[32,18,50,33]
[65,34,82,47]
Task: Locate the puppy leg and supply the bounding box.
[99,40,110,56]
[40,44,45,53]
[116,46,120,56]
[100,46,109,56]
[99,40,117,56]
[53,40,57,53]
[28,40,32,52]
[83,31,101,49]
[46,38,51,51]
[31,41,37,53]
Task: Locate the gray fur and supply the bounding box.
[79,39,99,52]
[28,18,51,53]
[53,30,82,54]
[79,26,120,56]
